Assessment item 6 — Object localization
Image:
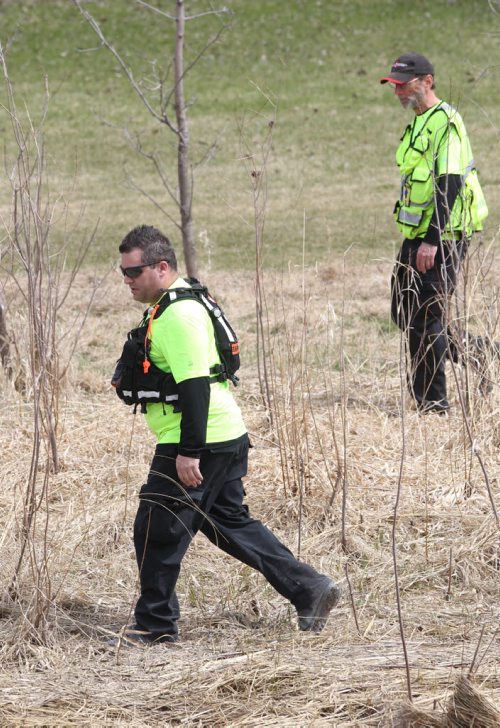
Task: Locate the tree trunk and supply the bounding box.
[175,0,197,278]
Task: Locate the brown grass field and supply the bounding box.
[0,251,499,726]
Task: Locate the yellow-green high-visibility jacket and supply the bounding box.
[394,101,488,239]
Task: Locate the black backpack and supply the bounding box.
[162,278,240,387]
[111,278,240,411]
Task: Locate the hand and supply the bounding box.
[176,454,203,487]
[416,242,437,273]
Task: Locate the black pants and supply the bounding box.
[391,237,467,406]
[133,435,324,638]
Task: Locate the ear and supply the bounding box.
[157,260,171,275]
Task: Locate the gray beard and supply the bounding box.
[409,89,426,111]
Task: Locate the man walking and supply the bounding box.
[112,225,341,645]
[381,53,488,413]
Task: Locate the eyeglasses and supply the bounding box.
[391,77,420,89]
[119,261,163,279]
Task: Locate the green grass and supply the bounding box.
[0,0,498,270]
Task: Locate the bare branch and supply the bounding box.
[164,23,227,111]
[121,127,180,208]
[137,1,231,22]
[192,135,221,169]
[72,0,172,128]
[136,0,175,20]
[126,176,181,232]
[185,8,231,21]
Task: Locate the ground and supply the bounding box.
[0,264,498,726]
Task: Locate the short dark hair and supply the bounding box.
[119,225,177,270]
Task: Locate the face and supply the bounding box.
[393,76,428,111]
[120,248,171,304]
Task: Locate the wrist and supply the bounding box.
[178,447,202,459]
[421,229,440,246]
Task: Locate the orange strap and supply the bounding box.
[143,304,159,374]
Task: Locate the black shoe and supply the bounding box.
[417,399,449,415]
[296,578,342,633]
[107,623,178,648]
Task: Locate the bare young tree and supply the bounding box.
[73,0,230,277]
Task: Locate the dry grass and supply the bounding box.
[398,675,500,727]
[0,254,499,726]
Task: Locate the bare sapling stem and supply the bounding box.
[393,324,413,703]
[445,547,453,601]
[344,562,361,636]
[339,249,350,553]
[174,0,197,277]
[0,287,12,378]
[239,101,276,419]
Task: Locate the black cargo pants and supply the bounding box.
[391,237,467,406]
[133,434,324,639]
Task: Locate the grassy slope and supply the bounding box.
[0,0,498,269]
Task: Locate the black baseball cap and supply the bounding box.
[380,52,434,84]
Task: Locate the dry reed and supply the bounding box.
[0,258,499,726]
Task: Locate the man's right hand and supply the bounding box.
[416,241,437,273]
[176,454,203,487]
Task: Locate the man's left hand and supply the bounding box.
[416,242,437,273]
[176,454,203,487]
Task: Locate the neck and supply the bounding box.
[149,273,180,304]
[415,91,439,115]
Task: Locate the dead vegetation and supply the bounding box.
[0,256,499,726]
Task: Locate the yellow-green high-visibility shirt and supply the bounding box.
[143,278,246,445]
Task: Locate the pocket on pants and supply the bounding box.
[207,435,249,483]
[134,500,195,545]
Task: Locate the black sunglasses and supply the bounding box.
[119,260,164,279]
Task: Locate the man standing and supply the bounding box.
[113,225,341,645]
[381,53,488,413]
